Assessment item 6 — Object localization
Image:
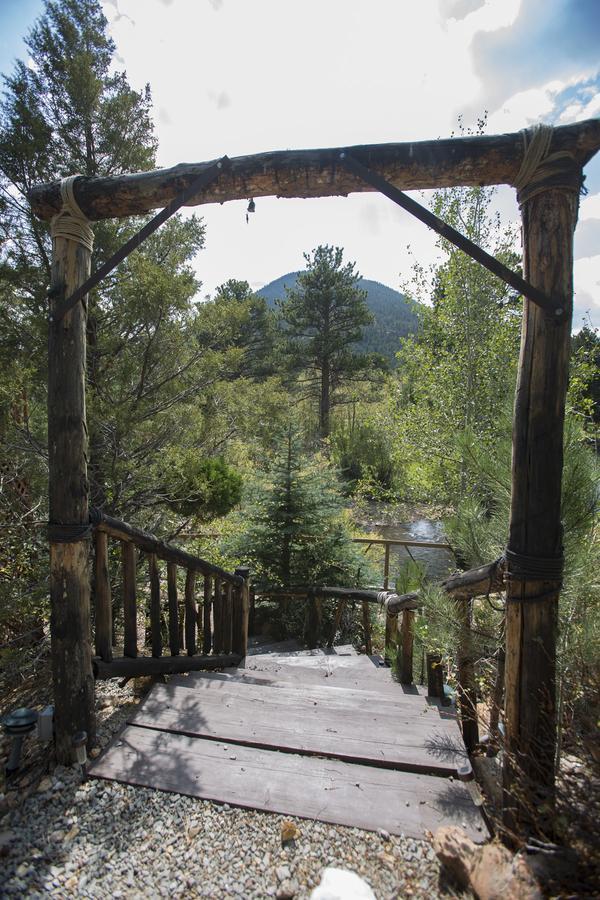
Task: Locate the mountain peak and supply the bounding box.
[258,273,419,365]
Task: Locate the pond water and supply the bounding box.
[352,501,455,587]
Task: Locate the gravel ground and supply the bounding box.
[0,678,462,899]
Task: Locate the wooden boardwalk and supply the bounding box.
[89,645,488,841]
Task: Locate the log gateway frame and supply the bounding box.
[29,118,600,840]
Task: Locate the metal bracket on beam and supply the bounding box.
[339,152,563,319]
[50,156,230,323]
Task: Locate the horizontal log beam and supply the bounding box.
[257,585,420,614]
[93,653,241,679]
[391,558,506,609]
[352,537,452,550]
[29,119,600,221]
[94,511,242,586]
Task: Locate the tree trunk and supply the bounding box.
[503,182,580,838]
[320,358,330,439]
[48,229,95,763]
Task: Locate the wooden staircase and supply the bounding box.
[88,640,489,841]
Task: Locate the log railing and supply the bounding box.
[91,510,249,679]
[254,556,506,754]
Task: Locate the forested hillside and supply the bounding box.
[259,273,419,365]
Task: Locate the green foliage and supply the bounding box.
[161,451,242,520]
[569,323,600,436]
[230,429,368,589]
[278,246,387,437]
[259,273,419,366]
[330,403,395,492]
[390,186,522,503]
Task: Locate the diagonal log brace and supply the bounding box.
[339,152,562,318]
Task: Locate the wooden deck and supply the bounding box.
[88,644,489,841]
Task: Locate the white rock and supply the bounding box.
[310,867,376,900]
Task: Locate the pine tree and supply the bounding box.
[279,245,386,439]
[233,429,367,588]
[0,0,224,523]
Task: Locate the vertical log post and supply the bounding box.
[399,608,414,685]
[48,199,95,762]
[305,589,322,649]
[167,562,180,656]
[203,575,212,654]
[148,553,162,658]
[223,583,233,654]
[328,598,346,648]
[185,569,197,657]
[383,543,396,658]
[122,542,137,658]
[94,531,112,662]
[427,652,445,700]
[456,599,479,753]
[362,600,372,655]
[233,567,250,657]
[504,173,580,836]
[213,577,223,654]
[490,645,506,746]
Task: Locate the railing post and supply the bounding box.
[203,575,212,654]
[167,562,179,656]
[427,652,445,700]
[148,553,162,658]
[185,569,197,657]
[122,542,137,658]
[94,531,112,662]
[305,588,322,649]
[362,600,372,655]
[233,566,250,657]
[456,598,479,752]
[399,608,414,684]
[213,576,223,653]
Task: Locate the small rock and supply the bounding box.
[276,865,291,882]
[89,747,101,759]
[37,777,53,793]
[377,828,390,842]
[281,820,301,844]
[277,878,298,899]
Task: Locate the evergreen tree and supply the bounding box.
[233,429,367,589]
[279,245,386,439]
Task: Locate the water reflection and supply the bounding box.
[353,502,455,585]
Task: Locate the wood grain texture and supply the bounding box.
[184,569,197,657]
[30,120,600,221]
[148,553,162,659]
[88,725,488,840]
[94,531,112,662]
[167,562,179,657]
[130,681,466,775]
[203,576,212,655]
[93,654,241,678]
[504,183,579,836]
[122,542,137,658]
[48,229,95,762]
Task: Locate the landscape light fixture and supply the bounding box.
[2,707,38,774]
[72,731,88,767]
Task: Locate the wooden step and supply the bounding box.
[130,681,464,775]
[89,725,488,841]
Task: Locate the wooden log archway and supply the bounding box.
[32,119,600,839]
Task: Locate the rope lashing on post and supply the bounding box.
[50,175,94,251]
[503,547,564,602]
[47,507,102,543]
[512,123,584,207]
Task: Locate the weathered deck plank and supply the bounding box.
[88,725,487,841]
[130,681,465,774]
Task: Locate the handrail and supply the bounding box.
[93,509,243,586]
[352,537,452,550]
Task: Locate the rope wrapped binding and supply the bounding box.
[48,507,102,543]
[504,547,564,602]
[513,124,584,207]
[50,175,94,252]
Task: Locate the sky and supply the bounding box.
[1,0,599,326]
